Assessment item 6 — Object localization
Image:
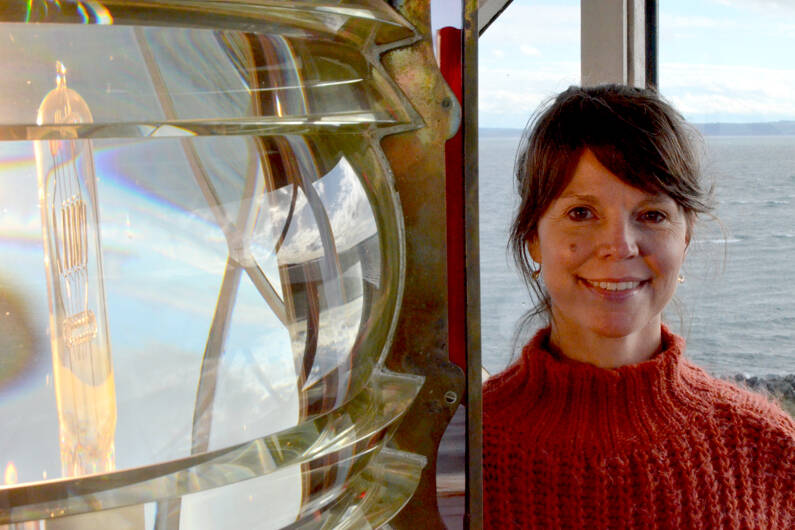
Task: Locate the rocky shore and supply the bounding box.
[728,374,795,417]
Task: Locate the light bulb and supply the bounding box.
[34,61,116,477]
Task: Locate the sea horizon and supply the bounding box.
[480,121,795,137]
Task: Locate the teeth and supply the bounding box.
[590,280,641,291]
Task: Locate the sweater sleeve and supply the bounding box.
[709,377,795,526]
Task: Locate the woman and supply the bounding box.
[483,85,795,529]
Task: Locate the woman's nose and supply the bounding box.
[596,219,639,259]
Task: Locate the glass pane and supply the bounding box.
[478,0,580,375]
[660,0,795,389]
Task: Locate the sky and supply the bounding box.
[473,0,795,128]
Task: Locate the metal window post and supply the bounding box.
[463,1,482,528]
[581,0,650,88]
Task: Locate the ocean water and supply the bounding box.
[479,133,795,377]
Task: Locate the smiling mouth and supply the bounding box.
[581,279,647,291]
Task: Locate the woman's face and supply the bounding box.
[528,148,690,346]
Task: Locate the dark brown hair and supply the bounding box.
[510,84,713,322]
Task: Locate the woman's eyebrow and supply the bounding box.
[557,192,600,203]
[638,194,676,207]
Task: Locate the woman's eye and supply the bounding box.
[640,210,667,223]
[566,207,594,221]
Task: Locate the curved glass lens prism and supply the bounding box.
[1,370,422,525]
[0,1,424,527]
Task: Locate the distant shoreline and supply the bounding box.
[481,120,795,137]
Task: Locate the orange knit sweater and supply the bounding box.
[483,326,795,529]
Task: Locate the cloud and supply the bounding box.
[479,60,795,126]
[478,0,795,126]
[714,0,795,11]
[478,2,579,127]
[778,21,795,35]
[661,62,795,120]
[661,13,737,29]
[480,4,579,57]
[478,62,580,127]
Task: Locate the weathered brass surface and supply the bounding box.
[382,1,466,528]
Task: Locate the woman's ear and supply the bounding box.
[526,236,541,265]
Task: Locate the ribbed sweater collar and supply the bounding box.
[511,325,711,453]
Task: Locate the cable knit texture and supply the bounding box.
[483,326,795,529]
